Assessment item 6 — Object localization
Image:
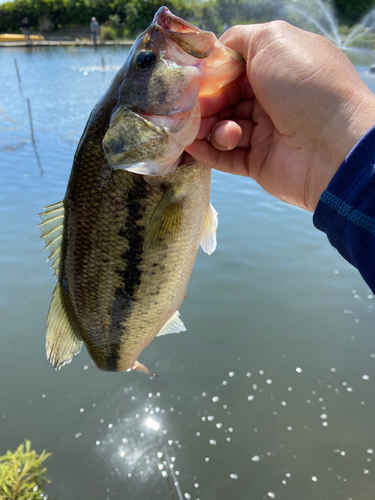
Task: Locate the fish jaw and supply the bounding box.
[153,7,245,95]
[102,8,245,178]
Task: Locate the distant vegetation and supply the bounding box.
[0,0,374,38]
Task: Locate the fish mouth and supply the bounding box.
[152,6,216,59]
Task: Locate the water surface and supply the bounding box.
[1,46,375,500]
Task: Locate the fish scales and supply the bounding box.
[38,7,245,374]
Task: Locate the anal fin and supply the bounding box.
[46,282,83,370]
[156,310,186,336]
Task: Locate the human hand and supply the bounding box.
[186,22,375,211]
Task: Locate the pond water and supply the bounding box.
[1,45,375,500]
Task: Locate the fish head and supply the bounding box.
[102,7,245,176]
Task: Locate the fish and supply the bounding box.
[38,7,245,375]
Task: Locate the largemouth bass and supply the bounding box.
[38,7,244,375]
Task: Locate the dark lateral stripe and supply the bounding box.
[107,174,149,371]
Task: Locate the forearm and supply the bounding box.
[314,125,375,293]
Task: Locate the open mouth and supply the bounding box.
[153,6,199,33]
[152,6,216,59]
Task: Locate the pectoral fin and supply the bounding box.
[46,283,83,370]
[102,106,167,170]
[200,202,218,255]
[156,310,186,336]
[143,186,184,252]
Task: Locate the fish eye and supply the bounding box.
[134,50,157,71]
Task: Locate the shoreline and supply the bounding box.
[0,39,134,48]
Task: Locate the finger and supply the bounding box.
[210,120,242,151]
[211,119,254,150]
[185,139,250,177]
[219,24,264,59]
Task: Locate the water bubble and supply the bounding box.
[230,474,239,480]
[247,395,254,401]
[246,372,251,377]
[207,415,214,421]
[312,476,317,482]
[80,408,84,413]
[266,379,272,385]
[367,449,374,454]
[83,365,88,370]
[363,469,370,474]
[229,371,235,377]
[287,426,293,431]
[267,492,275,498]
[320,414,327,419]
[216,423,222,429]
[331,367,336,372]
[252,455,260,462]
[205,457,209,462]
[296,367,302,373]
[194,483,199,488]
[362,375,370,381]
[212,396,219,402]
[209,440,217,445]
[75,432,82,438]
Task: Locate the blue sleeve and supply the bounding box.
[313,125,375,293]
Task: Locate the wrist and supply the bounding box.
[309,96,375,212]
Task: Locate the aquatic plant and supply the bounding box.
[0,440,51,500]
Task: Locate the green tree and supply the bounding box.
[333,0,375,26]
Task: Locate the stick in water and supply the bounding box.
[14,59,21,85]
[27,98,44,176]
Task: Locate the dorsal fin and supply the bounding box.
[46,283,83,370]
[37,201,64,278]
